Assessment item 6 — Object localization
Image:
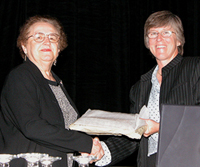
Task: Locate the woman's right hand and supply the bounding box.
[81,137,104,163]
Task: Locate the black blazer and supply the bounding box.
[105,55,200,167]
[0,59,92,167]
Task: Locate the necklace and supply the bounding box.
[157,71,162,76]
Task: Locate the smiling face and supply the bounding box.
[148,26,181,67]
[22,22,60,68]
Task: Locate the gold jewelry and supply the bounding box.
[24,54,27,61]
[53,59,57,66]
[157,71,162,76]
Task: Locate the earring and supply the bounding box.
[24,54,27,61]
[53,59,57,66]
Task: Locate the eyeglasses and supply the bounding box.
[27,32,60,43]
[147,30,176,39]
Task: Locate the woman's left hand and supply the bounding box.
[140,118,159,137]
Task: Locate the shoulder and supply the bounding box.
[10,60,40,76]
[181,56,200,65]
[8,63,30,78]
[9,60,45,80]
[177,56,200,72]
[3,61,46,90]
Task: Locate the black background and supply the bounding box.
[1,0,200,166]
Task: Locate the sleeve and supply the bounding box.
[103,136,139,166]
[191,58,200,105]
[95,141,111,166]
[1,70,93,153]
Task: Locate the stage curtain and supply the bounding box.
[1,0,200,166]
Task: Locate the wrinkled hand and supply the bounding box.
[140,118,159,137]
[81,137,104,163]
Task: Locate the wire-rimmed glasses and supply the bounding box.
[147,30,176,39]
[27,32,60,43]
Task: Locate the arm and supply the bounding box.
[84,136,139,166]
[104,136,139,166]
[192,58,200,105]
[1,69,92,153]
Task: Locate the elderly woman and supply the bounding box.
[0,15,103,167]
[95,10,200,167]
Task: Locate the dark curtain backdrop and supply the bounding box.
[1,0,200,166]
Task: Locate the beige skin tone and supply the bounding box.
[142,26,181,137]
[22,21,104,160]
[22,22,60,81]
[86,137,105,163]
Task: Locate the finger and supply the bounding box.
[93,137,100,145]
